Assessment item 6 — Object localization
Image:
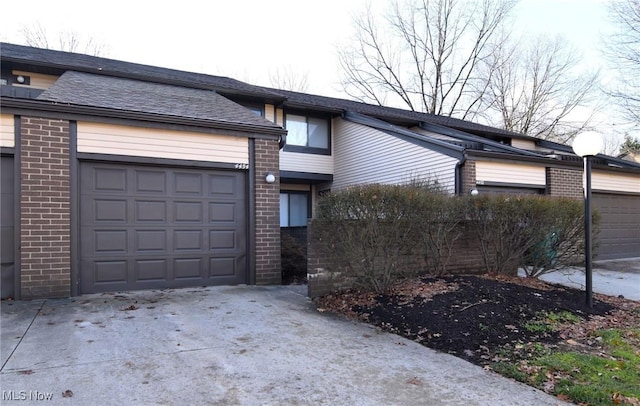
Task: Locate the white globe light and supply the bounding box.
[265,173,276,183]
[572,132,603,158]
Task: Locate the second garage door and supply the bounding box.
[593,193,640,260]
[80,162,247,294]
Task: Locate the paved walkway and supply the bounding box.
[1,285,567,405]
[518,258,640,301]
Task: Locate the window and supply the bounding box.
[280,192,310,227]
[284,113,330,154]
[246,106,264,117]
[238,102,264,117]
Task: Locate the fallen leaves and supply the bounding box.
[314,274,640,404]
[612,392,640,405]
[406,377,422,386]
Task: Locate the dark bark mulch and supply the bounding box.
[316,274,630,366]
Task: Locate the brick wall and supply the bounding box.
[254,138,281,284]
[546,167,583,199]
[460,160,476,194]
[307,221,491,298]
[307,223,328,296]
[20,117,71,298]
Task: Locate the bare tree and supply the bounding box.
[603,0,640,127]
[269,66,309,92]
[20,22,107,56]
[338,0,516,119]
[484,36,600,143]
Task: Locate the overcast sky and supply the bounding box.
[1,0,629,146]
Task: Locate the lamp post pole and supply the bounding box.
[584,155,593,309]
[572,132,602,310]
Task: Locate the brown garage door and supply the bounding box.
[593,193,640,260]
[80,162,247,294]
[1,155,15,299]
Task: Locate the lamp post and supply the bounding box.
[572,132,603,308]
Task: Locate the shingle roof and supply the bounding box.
[5,42,640,171]
[1,42,526,139]
[1,42,284,101]
[260,87,525,139]
[343,111,549,160]
[37,71,283,130]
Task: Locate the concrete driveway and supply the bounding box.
[1,285,567,405]
[519,258,640,301]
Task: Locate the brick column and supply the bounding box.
[20,117,71,298]
[546,167,583,199]
[254,138,281,284]
[460,160,476,195]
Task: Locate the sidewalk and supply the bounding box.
[518,258,640,301]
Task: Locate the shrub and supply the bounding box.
[465,195,588,276]
[415,192,466,276]
[312,184,588,292]
[314,183,428,293]
[465,195,540,275]
[520,197,588,277]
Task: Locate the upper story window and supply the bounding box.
[284,113,331,155]
[238,102,264,117]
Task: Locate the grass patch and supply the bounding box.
[492,362,528,382]
[519,328,640,405]
[523,310,582,333]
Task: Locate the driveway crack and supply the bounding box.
[1,300,47,372]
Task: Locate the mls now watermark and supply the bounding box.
[2,390,54,401]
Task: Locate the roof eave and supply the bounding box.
[419,122,546,158]
[536,138,640,170]
[342,111,465,160]
[1,45,288,104]
[2,97,286,137]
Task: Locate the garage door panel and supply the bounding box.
[95,230,128,253]
[210,202,237,222]
[94,167,127,191]
[136,259,167,281]
[210,230,237,250]
[174,201,203,222]
[593,193,640,260]
[211,258,236,277]
[174,258,203,279]
[175,172,203,195]
[135,230,166,252]
[94,261,128,284]
[136,200,167,222]
[135,170,166,193]
[174,230,202,251]
[0,227,14,260]
[93,199,128,222]
[1,192,13,225]
[1,155,15,299]
[210,174,239,195]
[80,162,247,293]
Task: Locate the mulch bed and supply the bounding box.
[315,274,639,366]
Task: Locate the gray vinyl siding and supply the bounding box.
[333,118,458,192]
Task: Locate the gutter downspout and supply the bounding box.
[455,155,467,196]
